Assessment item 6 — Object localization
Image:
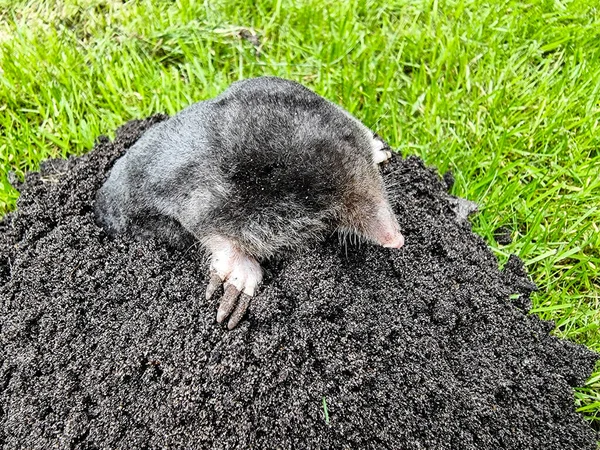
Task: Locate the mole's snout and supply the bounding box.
[382,232,405,249]
[370,202,405,249]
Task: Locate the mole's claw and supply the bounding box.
[217,284,240,323]
[206,273,223,300]
[205,236,263,328]
[227,293,252,330]
[371,137,392,165]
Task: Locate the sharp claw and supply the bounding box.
[206,273,222,300]
[216,284,240,324]
[227,293,251,330]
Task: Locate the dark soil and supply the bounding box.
[493,226,513,246]
[0,116,597,449]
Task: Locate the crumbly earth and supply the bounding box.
[0,116,597,449]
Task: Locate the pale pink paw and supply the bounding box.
[372,138,392,165]
[204,237,263,329]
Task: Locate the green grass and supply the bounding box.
[1,0,599,428]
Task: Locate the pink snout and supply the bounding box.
[382,232,405,249]
[371,202,405,249]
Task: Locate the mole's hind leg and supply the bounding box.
[204,236,263,329]
[371,137,392,165]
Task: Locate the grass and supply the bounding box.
[1,0,599,428]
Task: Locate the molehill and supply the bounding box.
[0,116,597,449]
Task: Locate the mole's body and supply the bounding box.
[95,77,404,328]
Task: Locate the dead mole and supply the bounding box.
[95,77,404,329]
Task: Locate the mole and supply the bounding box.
[95,77,404,329]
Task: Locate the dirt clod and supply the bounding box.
[494,226,513,245]
[0,116,597,449]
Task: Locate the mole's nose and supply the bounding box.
[370,202,404,249]
[382,233,405,249]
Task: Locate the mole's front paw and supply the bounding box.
[205,245,263,329]
[372,137,392,165]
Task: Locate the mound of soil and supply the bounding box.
[0,116,597,449]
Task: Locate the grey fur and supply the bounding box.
[95,77,395,259]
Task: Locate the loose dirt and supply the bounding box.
[0,116,597,449]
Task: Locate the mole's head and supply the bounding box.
[336,150,404,250]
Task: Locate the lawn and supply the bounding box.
[1,0,599,428]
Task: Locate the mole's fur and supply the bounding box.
[95,77,404,328]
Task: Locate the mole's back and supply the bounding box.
[96,77,381,256]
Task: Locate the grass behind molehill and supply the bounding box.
[1,0,599,427]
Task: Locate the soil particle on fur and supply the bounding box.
[0,116,597,449]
